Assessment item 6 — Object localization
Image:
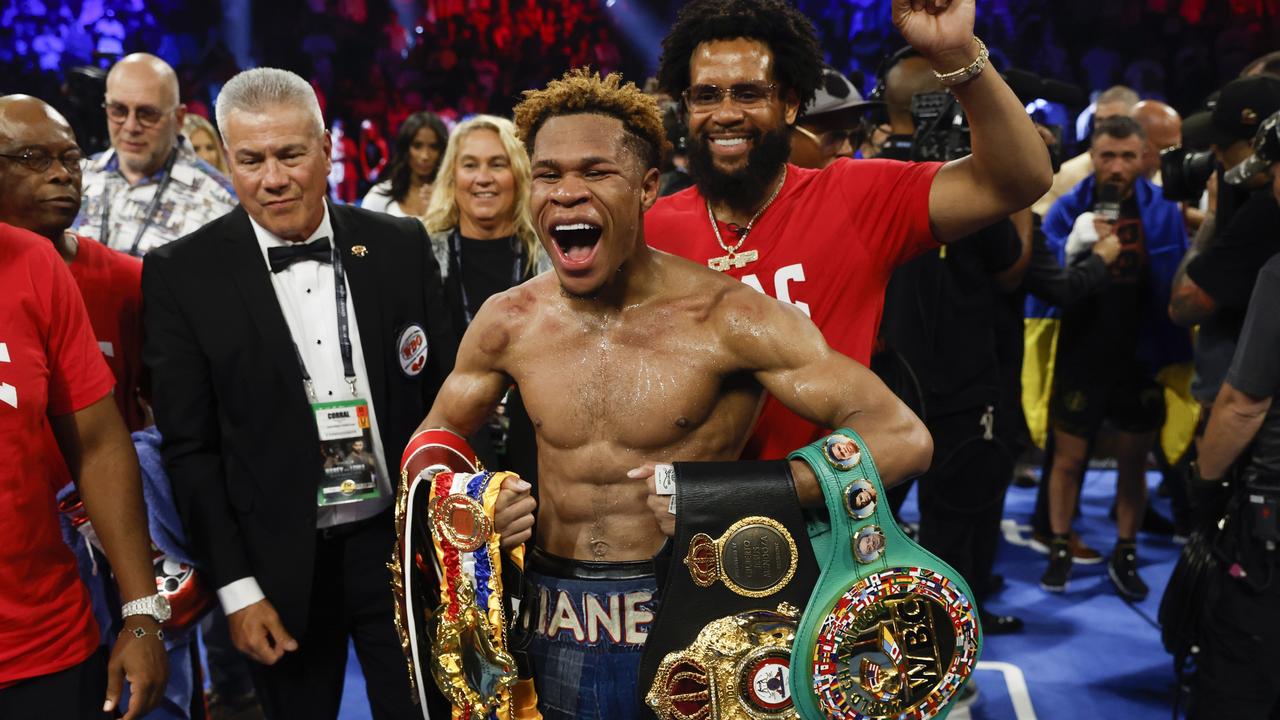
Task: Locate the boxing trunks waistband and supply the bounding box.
[525,547,657,720]
[527,546,655,581]
[525,547,657,649]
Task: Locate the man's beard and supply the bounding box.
[688,125,791,216]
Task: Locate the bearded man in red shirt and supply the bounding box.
[646,0,1052,459]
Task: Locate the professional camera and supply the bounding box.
[909,67,1083,164]
[909,91,970,162]
[1225,110,1280,186]
[1160,146,1217,202]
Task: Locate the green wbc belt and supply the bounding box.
[788,430,981,720]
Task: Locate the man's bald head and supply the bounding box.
[884,56,942,134]
[0,94,75,138]
[107,53,180,107]
[1131,100,1181,178]
[0,94,83,240]
[105,53,185,182]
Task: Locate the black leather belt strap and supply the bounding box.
[637,460,819,716]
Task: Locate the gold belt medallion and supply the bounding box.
[683,516,798,598]
[431,493,492,553]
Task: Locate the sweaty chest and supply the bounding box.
[510,315,748,450]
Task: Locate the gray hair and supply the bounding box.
[215,68,324,141]
[1096,85,1140,110]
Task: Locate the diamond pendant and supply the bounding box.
[707,249,759,272]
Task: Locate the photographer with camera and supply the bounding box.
[872,51,1028,636]
[1184,111,1280,718]
[1168,76,1280,417]
[1036,115,1191,599]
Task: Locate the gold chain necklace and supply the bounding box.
[705,166,787,272]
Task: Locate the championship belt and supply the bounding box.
[641,461,821,720]
[788,430,981,720]
[429,469,530,720]
[392,428,481,709]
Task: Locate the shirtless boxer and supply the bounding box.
[417,70,932,720]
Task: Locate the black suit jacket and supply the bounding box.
[142,202,456,635]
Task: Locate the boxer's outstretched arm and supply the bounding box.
[720,287,932,494]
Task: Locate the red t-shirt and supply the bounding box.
[646,160,942,459]
[68,234,145,431]
[0,224,115,684]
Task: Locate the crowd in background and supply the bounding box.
[3,1,1280,720]
[6,0,1280,168]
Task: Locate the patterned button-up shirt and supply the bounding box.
[73,137,238,256]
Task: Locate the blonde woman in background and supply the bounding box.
[182,114,228,175]
[423,114,548,477]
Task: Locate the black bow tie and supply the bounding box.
[268,236,332,273]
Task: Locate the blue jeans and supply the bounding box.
[525,551,657,720]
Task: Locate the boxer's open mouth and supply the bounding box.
[551,223,603,264]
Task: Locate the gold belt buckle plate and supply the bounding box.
[647,604,801,720]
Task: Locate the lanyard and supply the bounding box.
[101,148,178,256]
[291,241,357,401]
[450,228,525,326]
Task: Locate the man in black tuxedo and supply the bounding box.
[142,67,455,719]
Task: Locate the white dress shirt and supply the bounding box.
[217,202,394,616]
[359,181,410,217]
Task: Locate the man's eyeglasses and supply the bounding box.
[103,101,176,128]
[0,147,84,174]
[683,82,777,112]
[819,127,867,149]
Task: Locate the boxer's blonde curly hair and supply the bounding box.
[513,68,672,171]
